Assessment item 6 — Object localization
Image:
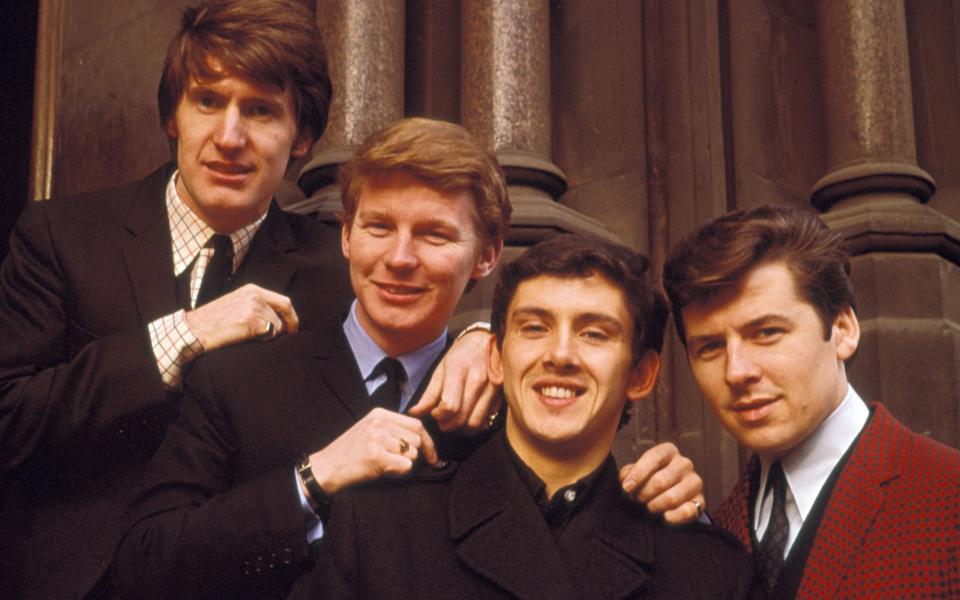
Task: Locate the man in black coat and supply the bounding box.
[0,2,349,598]
[312,234,755,600]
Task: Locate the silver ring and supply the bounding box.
[398,438,410,454]
[691,499,703,518]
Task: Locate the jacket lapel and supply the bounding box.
[122,166,179,322]
[231,202,298,292]
[309,325,374,420]
[562,462,656,600]
[798,405,903,599]
[448,436,583,600]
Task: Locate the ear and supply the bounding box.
[164,117,179,140]
[471,238,503,280]
[340,221,352,261]
[625,351,660,403]
[832,305,860,361]
[291,130,313,158]
[487,334,504,386]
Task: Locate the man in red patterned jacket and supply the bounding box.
[662,204,960,599]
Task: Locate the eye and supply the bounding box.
[693,340,723,360]
[517,321,548,336]
[252,104,274,117]
[364,221,391,236]
[198,94,218,110]
[581,328,610,342]
[754,327,785,343]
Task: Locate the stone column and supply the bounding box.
[813,0,960,447]
[294,0,405,219]
[460,0,610,243]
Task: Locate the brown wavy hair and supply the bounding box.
[158,0,331,144]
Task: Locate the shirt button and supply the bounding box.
[563,489,577,503]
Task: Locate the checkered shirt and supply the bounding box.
[148,170,266,389]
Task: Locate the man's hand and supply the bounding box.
[408,329,500,432]
[619,442,705,525]
[307,408,439,495]
[184,284,298,352]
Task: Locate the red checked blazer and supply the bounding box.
[714,403,960,599]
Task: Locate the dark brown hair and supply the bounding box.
[663,205,856,344]
[338,118,511,245]
[158,0,331,143]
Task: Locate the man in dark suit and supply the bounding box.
[0,2,346,598]
[312,233,755,600]
[662,205,960,598]
[111,119,707,599]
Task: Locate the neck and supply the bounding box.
[505,422,612,498]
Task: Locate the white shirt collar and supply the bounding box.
[753,385,869,555]
[164,170,266,276]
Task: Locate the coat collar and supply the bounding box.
[798,403,905,599]
[448,433,656,600]
[122,164,179,322]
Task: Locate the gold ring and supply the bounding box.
[692,499,703,518]
[262,321,275,337]
[398,438,410,454]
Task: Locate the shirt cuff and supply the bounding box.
[455,320,491,341]
[149,310,204,390]
[295,467,325,543]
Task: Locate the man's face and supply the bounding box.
[682,261,859,458]
[489,274,659,462]
[341,171,500,356]
[166,59,312,233]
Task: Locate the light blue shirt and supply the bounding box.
[299,300,449,542]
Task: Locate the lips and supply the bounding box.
[204,161,254,182]
[732,397,779,423]
[373,281,428,303]
[534,381,586,407]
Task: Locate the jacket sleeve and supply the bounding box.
[110,358,314,600]
[0,202,172,474]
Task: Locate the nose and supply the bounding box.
[724,341,760,387]
[544,329,580,372]
[214,105,246,150]
[383,232,419,271]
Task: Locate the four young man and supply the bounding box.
[3,0,956,598]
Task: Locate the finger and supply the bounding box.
[266,296,298,335]
[644,471,703,515]
[662,495,706,525]
[409,422,439,465]
[465,384,499,430]
[620,442,680,502]
[408,362,444,417]
[430,369,464,426]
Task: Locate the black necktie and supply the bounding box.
[369,358,405,411]
[196,234,233,307]
[758,460,790,594]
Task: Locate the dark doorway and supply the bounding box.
[0,3,39,263]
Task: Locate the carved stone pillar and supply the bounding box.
[460,0,610,243]
[814,0,960,447]
[294,0,405,219]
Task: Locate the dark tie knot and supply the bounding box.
[370,357,406,411]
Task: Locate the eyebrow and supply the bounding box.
[510,306,626,331]
[686,313,792,345]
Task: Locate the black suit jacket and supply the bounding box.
[310,432,756,600]
[111,322,484,599]
[0,165,348,600]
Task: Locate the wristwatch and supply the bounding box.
[297,455,331,521]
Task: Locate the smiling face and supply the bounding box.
[166,59,312,233]
[341,171,500,356]
[682,261,860,458]
[490,274,659,469]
